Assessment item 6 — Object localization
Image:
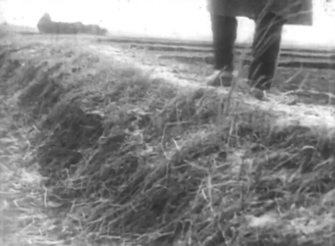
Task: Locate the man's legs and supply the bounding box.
[206,14,238,87]
[248,12,286,93]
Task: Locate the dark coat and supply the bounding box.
[207,0,313,25]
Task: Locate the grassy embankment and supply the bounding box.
[0,32,334,246]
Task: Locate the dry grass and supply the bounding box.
[0,33,335,246]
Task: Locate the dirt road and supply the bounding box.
[94,35,335,106]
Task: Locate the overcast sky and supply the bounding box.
[1,0,335,47]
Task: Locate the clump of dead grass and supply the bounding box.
[1,39,335,246]
[0,93,60,246]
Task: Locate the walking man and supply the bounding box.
[206,0,313,99]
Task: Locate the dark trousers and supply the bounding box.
[210,13,285,90]
[210,14,237,72]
